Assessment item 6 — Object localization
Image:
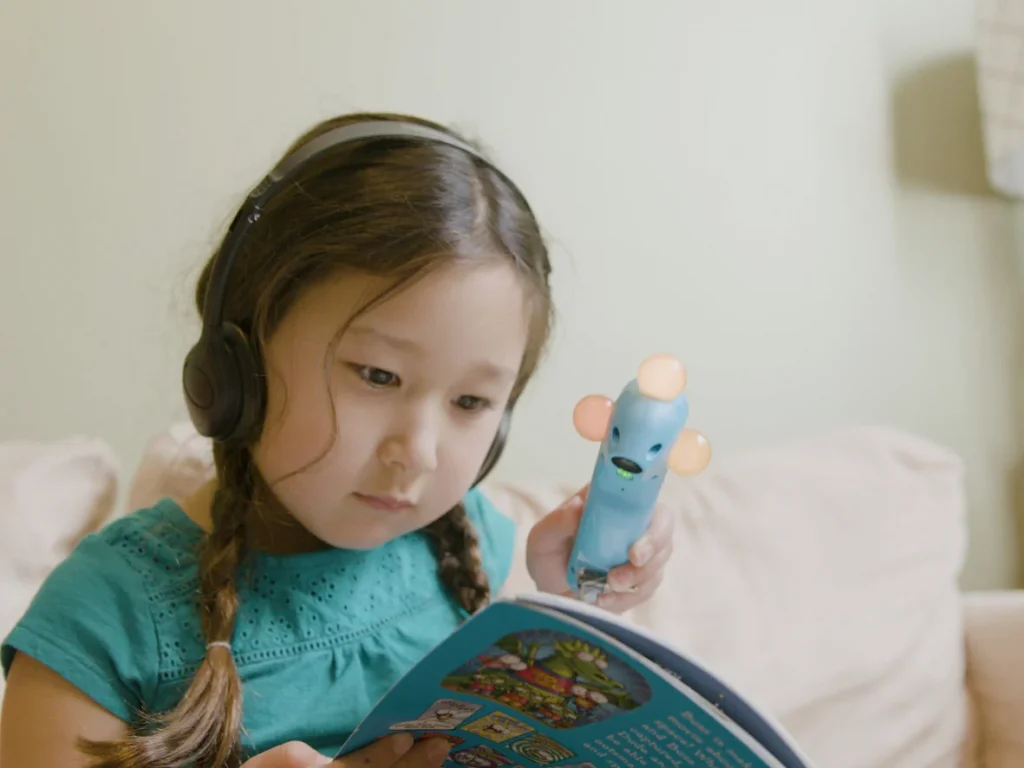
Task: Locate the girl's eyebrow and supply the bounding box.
[471,361,518,383]
[346,325,421,352]
[347,325,517,381]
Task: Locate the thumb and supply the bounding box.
[528,488,587,555]
[242,741,334,768]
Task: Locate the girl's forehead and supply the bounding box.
[324,261,528,323]
[275,261,533,365]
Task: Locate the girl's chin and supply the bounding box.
[316,518,419,551]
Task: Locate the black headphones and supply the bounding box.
[182,119,521,485]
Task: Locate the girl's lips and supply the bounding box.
[353,493,415,512]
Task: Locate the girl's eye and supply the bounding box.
[353,365,399,388]
[454,395,491,412]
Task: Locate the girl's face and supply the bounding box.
[251,260,531,551]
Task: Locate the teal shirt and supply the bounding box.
[1,488,516,759]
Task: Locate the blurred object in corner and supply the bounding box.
[977,0,1024,198]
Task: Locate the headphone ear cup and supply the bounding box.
[182,335,229,439]
[221,323,264,442]
[181,323,263,443]
[473,409,512,487]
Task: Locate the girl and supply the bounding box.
[0,113,674,768]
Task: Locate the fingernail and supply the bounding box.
[557,495,582,513]
[392,733,414,755]
[632,539,653,567]
[610,574,638,593]
[427,739,451,762]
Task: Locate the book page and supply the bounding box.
[338,601,790,768]
[513,595,814,768]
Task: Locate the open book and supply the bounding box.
[337,593,815,768]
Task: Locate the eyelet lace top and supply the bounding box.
[1,488,516,760]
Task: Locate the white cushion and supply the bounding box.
[126,421,213,511]
[0,435,120,702]
[488,426,968,768]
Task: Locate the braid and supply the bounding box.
[79,443,252,768]
[426,503,491,614]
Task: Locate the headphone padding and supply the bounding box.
[182,323,263,442]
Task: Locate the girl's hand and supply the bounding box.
[525,484,674,613]
[242,733,451,768]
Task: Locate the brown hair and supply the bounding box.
[80,112,553,767]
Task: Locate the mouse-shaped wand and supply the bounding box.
[566,353,711,603]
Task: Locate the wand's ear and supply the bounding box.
[636,353,710,474]
[573,394,614,441]
[668,429,712,476]
[636,353,687,401]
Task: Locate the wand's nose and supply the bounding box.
[611,456,642,475]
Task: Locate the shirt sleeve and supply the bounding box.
[1,532,158,722]
[463,487,517,595]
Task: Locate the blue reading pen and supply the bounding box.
[566,354,712,604]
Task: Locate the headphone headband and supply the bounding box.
[267,120,486,184]
[202,120,500,335]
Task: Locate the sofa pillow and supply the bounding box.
[0,435,120,702]
[126,421,214,511]
[487,426,969,768]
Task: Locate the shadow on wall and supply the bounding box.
[1010,211,1024,588]
[889,53,993,197]
[891,52,1024,588]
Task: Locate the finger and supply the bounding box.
[392,736,453,768]
[335,734,415,768]
[628,503,675,567]
[598,570,664,613]
[525,491,586,556]
[577,483,591,504]
[608,539,673,593]
[242,740,335,768]
[634,503,674,562]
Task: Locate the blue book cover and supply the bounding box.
[338,595,815,768]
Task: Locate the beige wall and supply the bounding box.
[1,0,1021,589]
